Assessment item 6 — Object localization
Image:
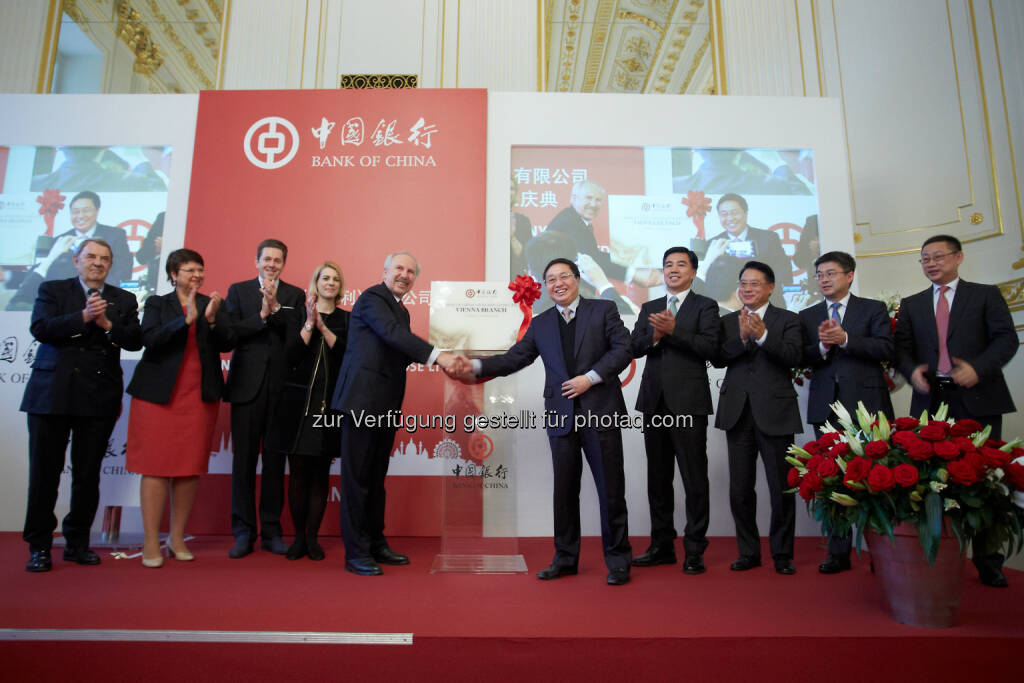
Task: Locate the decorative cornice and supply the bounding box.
[116,1,163,76]
[341,74,418,89]
[997,276,1024,312]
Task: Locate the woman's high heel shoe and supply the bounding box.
[167,542,194,562]
[141,553,164,568]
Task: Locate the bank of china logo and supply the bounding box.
[243,116,300,170]
[433,438,462,460]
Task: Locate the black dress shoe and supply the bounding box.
[607,568,631,585]
[536,563,578,580]
[979,568,1009,588]
[263,536,288,555]
[774,558,796,575]
[307,541,325,561]
[228,538,254,559]
[372,547,409,565]
[285,539,307,561]
[63,546,100,565]
[818,554,852,574]
[345,558,383,576]
[682,554,706,575]
[26,549,52,573]
[730,556,762,571]
[631,546,677,567]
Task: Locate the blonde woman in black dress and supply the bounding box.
[269,261,348,560]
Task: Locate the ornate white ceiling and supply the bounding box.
[546,0,716,94]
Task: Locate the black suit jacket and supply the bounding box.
[479,297,632,437]
[799,294,895,425]
[895,280,1017,416]
[713,304,804,435]
[126,291,236,404]
[331,282,434,415]
[631,291,720,416]
[546,207,627,282]
[223,277,305,404]
[20,277,142,416]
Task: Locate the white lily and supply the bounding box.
[944,498,960,511]
[930,480,947,493]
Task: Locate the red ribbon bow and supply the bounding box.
[681,190,711,239]
[36,189,66,236]
[509,274,542,342]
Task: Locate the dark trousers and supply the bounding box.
[23,413,116,551]
[930,383,1004,576]
[726,401,795,560]
[548,425,632,571]
[338,419,397,561]
[230,376,285,542]
[642,405,710,556]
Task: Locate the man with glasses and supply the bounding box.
[895,234,1017,587]
[714,261,803,574]
[798,250,894,574]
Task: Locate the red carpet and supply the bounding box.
[1,533,1021,681]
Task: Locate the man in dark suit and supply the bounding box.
[630,247,720,575]
[464,258,634,585]
[895,234,1018,588]
[332,251,463,576]
[19,238,142,572]
[224,239,305,558]
[715,261,803,574]
[799,250,894,574]
[7,191,133,311]
[698,193,793,309]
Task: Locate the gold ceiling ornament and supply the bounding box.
[203,0,223,23]
[580,0,616,92]
[554,0,584,92]
[144,0,214,89]
[116,1,164,76]
[341,74,418,89]
[853,232,863,243]
[969,212,984,224]
[62,0,86,24]
[996,277,1024,312]
[617,10,665,33]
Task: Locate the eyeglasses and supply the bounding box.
[814,270,850,280]
[738,280,767,288]
[178,267,205,275]
[545,273,576,285]
[918,251,958,265]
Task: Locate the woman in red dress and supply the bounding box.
[126,249,235,567]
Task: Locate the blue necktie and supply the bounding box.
[830,302,841,324]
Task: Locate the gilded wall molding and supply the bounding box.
[116,1,164,76]
[998,276,1024,312]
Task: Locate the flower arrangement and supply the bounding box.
[787,402,1024,564]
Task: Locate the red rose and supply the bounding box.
[933,440,961,460]
[828,442,851,459]
[892,430,919,450]
[979,447,1012,469]
[786,468,801,488]
[864,440,890,460]
[892,463,919,487]
[867,464,896,491]
[818,458,840,478]
[952,436,977,453]
[948,459,981,486]
[1004,463,1024,490]
[803,441,823,456]
[806,455,824,474]
[965,450,988,474]
[950,419,982,437]
[919,423,950,441]
[844,457,872,484]
[799,471,823,501]
[892,417,920,431]
[818,432,842,447]
[984,439,1007,448]
[905,439,934,461]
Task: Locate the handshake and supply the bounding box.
[436,352,475,382]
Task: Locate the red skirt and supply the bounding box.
[127,321,219,477]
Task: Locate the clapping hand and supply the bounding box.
[84,292,111,330]
[184,284,198,325]
[818,319,847,347]
[205,291,222,323]
[648,309,675,342]
[260,279,279,318]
